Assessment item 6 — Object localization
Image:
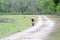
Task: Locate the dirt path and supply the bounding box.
[0,15,55,40]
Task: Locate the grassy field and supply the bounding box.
[47,15,60,40]
[0,15,38,38]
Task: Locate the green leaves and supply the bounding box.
[56,3,60,15]
[0,0,60,15]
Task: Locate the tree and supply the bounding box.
[0,1,2,12]
[53,0,60,5]
[56,3,60,15]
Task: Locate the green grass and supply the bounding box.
[0,15,38,38]
[47,15,60,40]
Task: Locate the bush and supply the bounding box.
[56,3,60,15]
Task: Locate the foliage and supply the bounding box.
[0,0,60,15]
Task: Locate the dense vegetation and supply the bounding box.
[0,0,60,15]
